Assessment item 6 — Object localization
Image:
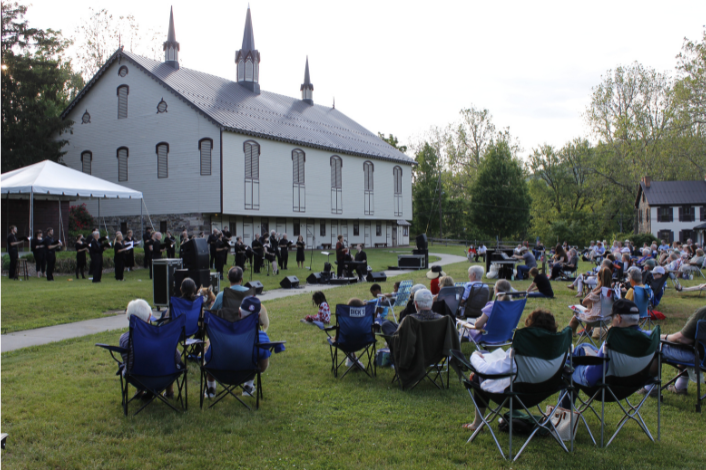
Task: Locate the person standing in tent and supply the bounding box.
[43,228,62,281]
[89,230,107,283]
[113,231,129,281]
[31,229,46,278]
[75,234,88,279]
[6,225,26,280]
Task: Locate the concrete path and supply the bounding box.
[1,252,467,353]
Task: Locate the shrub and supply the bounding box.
[69,204,95,231]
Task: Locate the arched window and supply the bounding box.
[244,140,260,210]
[363,161,374,215]
[292,149,306,213]
[81,151,92,175]
[330,156,342,214]
[117,147,129,182]
[393,166,403,217]
[199,138,213,176]
[118,66,128,77]
[156,142,169,178]
[245,58,254,81]
[117,85,129,119]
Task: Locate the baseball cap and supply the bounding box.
[611,299,639,316]
[240,296,261,316]
[651,266,666,275]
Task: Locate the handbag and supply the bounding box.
[545,405,580,441]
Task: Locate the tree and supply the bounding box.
[1,2,83,173]
[469,141,531,239]
[411,143,444,237]
[378,133,407,153]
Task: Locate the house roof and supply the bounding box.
[61,49,415,165]
[635,180,706,208]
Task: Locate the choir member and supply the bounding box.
[75,234,88,279]
[43,227,62,281]
[296,235,306,268]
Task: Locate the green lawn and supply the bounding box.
[0,248,440,334]
[2,259,705,468]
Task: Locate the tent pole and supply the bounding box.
[140,201,143,243]
[30,189,34,245]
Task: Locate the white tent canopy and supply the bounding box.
[1,160,143,200]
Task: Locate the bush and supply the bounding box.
[69,204,94,231]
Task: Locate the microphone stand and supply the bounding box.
[308,232,315,271]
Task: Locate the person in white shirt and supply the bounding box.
[658,240,670,252]
[477,244,487,263]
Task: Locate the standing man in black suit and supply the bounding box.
[142,227,153,269]
[89,230,108,283]
[6,225,25,280]
[234,236,246,269]
[43,227,62,281]
[252,233,263,273]
[269,230,281,270]
[207,228,219,269]
[149,231,164,280]
[279,234,291,270]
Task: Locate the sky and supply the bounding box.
[24,0,706,159]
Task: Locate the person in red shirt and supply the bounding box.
[426,265,445,295]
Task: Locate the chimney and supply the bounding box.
[642,176,651,188]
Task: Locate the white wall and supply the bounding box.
[60,58,221,217]
[650,206,703,241]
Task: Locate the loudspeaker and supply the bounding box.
[210,272,220,294]
[416,233,428,251]
[323,262,332,273]
[307,272,323,284]
[245,280,264,295]
[366,272,387,282]
[180,237,209,270]
[280,276,300,289]
[152,258,183,307]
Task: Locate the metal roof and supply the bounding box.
[637,180,706,207]
[61,49,414,165]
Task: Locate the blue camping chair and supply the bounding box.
[457,295,527,350]
[661,320,706,413]
[96,314,187,416]
[632,285,654,330]
[168,296,204,358]
[324,303,377,379]
[199,311,285,410]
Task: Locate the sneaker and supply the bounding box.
[242,384,256,397]
[637,386,659,398]
[204,387,216,398]
[668,385,688,395]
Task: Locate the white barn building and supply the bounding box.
[58,7,413,248]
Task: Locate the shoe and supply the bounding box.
[637,386,659,398]
[163,390,174,399]
[204,387,216,398]
[242,384,256,397]
[668,385,687,395]
[675,284,683,292]
[567,284,575,290]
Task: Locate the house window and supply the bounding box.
[293,219,300,237]
[330,156,342,214]
[292,149,306,213]
[701,206,706,222]
[403,226,409,237]
[117,147,128,182]
[117,85,129,119]
[260,220,269,237]
[320,222,326,237]
[156,98,168,114]
[364,161,374,215]
[376,222,382,236]
[199,138,212,176]
[156,142,169,178]
[81,151,92,175]
[160,221,167,233]
[393,166,403,217]
[681,229,695,243]
[679,206,695,222]
[646,208,650,223]
[118,66,128,77]
[638,209,643,224]
[353,222,359,236]
[81,110,91,124]
[658,230,673,243]
[244,140,260,210]
[658,207,672,222]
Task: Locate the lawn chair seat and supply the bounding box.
[437,286,464,318]
[572,326,661,448]
[457,296,527,350]
[325,303,377,379]
[96,315,188,416]
[169,296,204,358]
[391,280,413,309]
[660,320,706,412]
[647,274,668,309]
[560,264,579,281]
[199,311,285,410]
[460,283,490,319]
[632,285,654,330]
[570,287,614,347]
[377,316,460,390]
[455,282,466,287]
[449,327,574,461]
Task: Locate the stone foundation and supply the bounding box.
[98,212,210,237]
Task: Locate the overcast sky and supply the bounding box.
[25,0,706,158]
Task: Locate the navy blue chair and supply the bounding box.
[169,296,204,358]
[96,314,187,416]
[199,311,284,410]
[661,320,706,412]
[325,303,377,379]
[457,296,527,351]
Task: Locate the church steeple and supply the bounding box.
[235,6,261,94]
[301,57,314,105]
[163,7,180,68]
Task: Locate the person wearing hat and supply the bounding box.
[426,265,445,295]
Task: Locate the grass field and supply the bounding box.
[0,248,440,333]
[1,257,705,469]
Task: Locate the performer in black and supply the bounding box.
[6,225,26,280]
[148,232,164,280]
[335,235,346,277]
[207,228,219,269]
[354,244,368,280]
[179,230,188,245]
[279,233,291,270]
[222,229,232,267]
[234,236,246,269]
[264,234,278,275]
[295,235,306,268]
[31,229,46,278]
[89,230,108,283]
[124,230,135,272]
[214,232,229,280]
[75,234,89,279]
[269,231,282,270]
[113,231,128,281]
[142,227,153,268]
[252,233,263,273]
[164,230,176,258]
[43,227,62,281]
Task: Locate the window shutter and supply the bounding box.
[117,86,128,119]
[678,207,683,222]
[118,148,128,181]
[245,144,253,179]
[157,144,168,178]
[702,206,706,221]
[669,231,674,243]
[200,140,212,176]
[81,152,91,175]
[252,144,259,180]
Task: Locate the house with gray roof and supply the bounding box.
[634,176,706,245]
[58,7,413,249]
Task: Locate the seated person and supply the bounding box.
[477,243,487,262]
[210,267,251,310]
[303,291,330,324]
[526,267,554,298]
[432,275,457,316]
[513,247,537,280]
[567,259,613,297]
[380,289,441,336]
[204,297,271,398]
[462,309,558,431]
[347,298,365,306]
[548,245,568,279]
[568,267,613,335]
[433,275,455,301]
[119,299,183,399]
[426,265,445,295]
[180,278,200,301]
[459,266,489,318]
[369,283,392,320]
[624,267,652,303]
[398,284,427,323]
[680,248,705,278]
[460,280,513,341]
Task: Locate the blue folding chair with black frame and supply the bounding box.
[456,294,527,351]
[660,320,706,413]
[324,303,377,379]
[449,326,574,461]
[156,296,204,360]
[96,314,188,416]
[199,311,285,410]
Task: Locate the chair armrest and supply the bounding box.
[660,339,695,351]
[95,343,127,354]
[324,326,337,332]
[572,356,607,366]
[185,338,204,346]
[375,333,395,342]
[257,341,286,351]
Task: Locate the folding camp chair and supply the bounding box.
[632,285,654,330]
[559,264,578,281]
[167,296,204,359]
[449,326,574,461]
[377,316,459,390]
[571,326,661,448]
[457,295,527,350]
[647,274,668,309]
[569,287,614,348]
[324,303,377,379]
[437,285,464,318]
[390,280,413,319]
[660,320,706,412]
[96,315,188,416]
[199,311,285,410]
[458,283,490,319]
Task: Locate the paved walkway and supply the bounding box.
[1,252,467,352]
